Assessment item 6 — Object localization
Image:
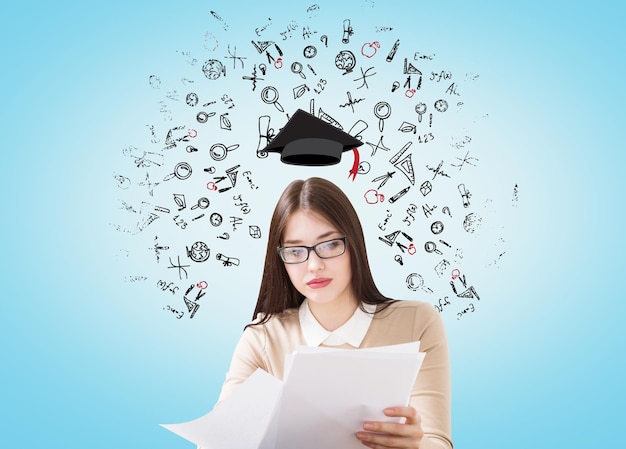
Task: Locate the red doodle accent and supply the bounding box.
[348,148,360,181]
[361,41,380,58]
[364,189,385,204]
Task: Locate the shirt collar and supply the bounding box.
[299,300,376,348]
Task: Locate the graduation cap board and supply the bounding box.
[262,109,363,171]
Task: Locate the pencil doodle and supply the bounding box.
[113,5,515,324]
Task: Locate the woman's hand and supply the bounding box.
[355,406,424,448]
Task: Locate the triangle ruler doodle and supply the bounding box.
[183,296,200,318]
[403,59,422,75]
[251,40,274,53]
[389,142,415,185]
[456,286,480,300]
[379,230,401,247]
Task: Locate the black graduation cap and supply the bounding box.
[262,109,363,166]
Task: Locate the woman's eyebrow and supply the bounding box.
[282,230,340,245]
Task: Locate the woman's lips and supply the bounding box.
[306,278,332,289]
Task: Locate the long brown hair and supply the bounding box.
[249,177,392,327]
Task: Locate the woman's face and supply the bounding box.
[281,209,354,308]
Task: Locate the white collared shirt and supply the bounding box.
[298,300,377,347]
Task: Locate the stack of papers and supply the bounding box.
[161,341,425,449]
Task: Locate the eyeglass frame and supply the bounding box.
[276,237,348,264]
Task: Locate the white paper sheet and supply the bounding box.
[161,341,424,449]
[275,342,424,449]
[160,369,282,449]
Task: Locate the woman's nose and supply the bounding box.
[306,249,325,271]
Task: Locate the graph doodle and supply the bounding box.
[112,6,514,325]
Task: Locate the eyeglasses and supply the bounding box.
[277,237,347,264]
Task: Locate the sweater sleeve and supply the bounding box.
[216,323,268,404]
[410,304,453,449]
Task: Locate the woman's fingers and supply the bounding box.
[355,407,424,448]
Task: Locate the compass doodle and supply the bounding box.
[111,5,518,323]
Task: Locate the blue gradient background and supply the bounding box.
[1,1,624,448]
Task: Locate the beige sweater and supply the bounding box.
[218,300,452,449]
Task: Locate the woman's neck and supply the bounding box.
[307,296,359,332]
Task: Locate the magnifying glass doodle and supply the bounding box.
[406,273,427,291]
[191,197,210,210]
[209,143,239,161]
[424,241,442,255]
[196,111,216,123]
[261,86,285,113]
[374,101,391,132]
[163,162,192,181]
[291,61,306,79]
[415,103,427,122]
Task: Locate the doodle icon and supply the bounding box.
[406,273,428,291]
[173,162,192,180]
[249,225,262,239]
[361,41,380,58]
[434,259,451,277]
[303,45,317,58]
[458,183,471,207]
[431,221,444,234]
[261,86,285,113]
[216,253,240,267]
[185,92,199,107]
[209,143,239,161]
[364,189,385,204]
[434,99,449,112]
[463,213,482,233]
[334,50,356,74]
[183,297,200,319]
[424,241,442,255]
[209,213,223,227]
[373,101,391,132]
[186,241,210,263]
[342,19,353,44]
[420,181,433,196]
[202,59,226,80]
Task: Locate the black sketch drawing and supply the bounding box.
[112,6,515,323]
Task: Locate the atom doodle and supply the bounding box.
[112,4,517,323]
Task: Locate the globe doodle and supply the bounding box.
[334,50,356,74]
[186,241,210,263]
[202,59,225,80]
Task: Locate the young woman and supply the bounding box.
[218,177,452,449]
